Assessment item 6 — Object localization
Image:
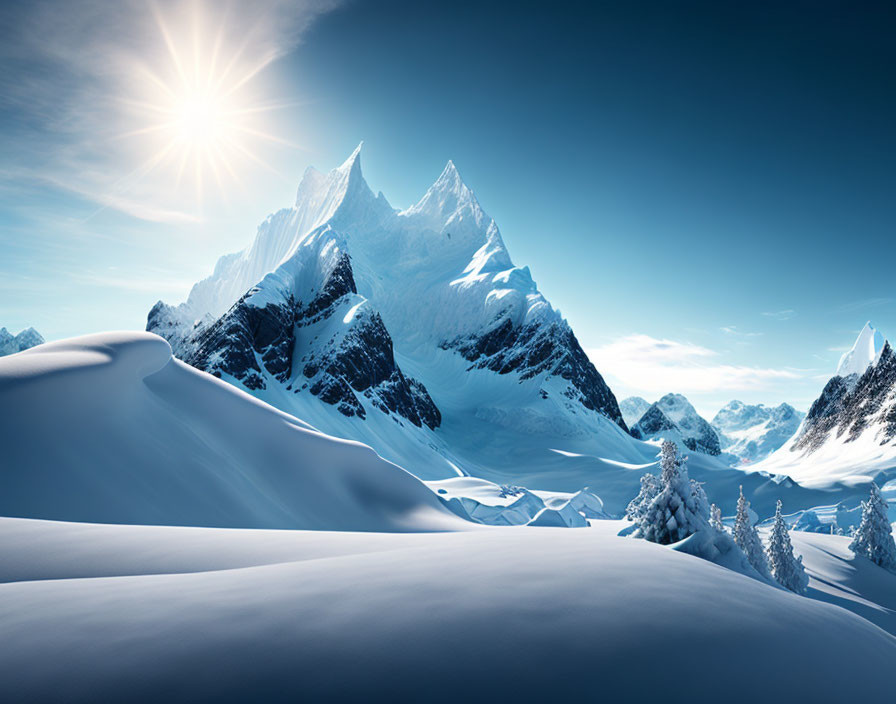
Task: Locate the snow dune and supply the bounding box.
[0,517,893,703]
[0,332,463,532]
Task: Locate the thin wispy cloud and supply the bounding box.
[835,297,894,313]
[762,309,795,321]
[720,326,763,338]
[587,334,802,395]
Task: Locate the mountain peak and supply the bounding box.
[339,141,364,174]
[431,159,470,197]
[401,158,485,232]
[836,321,886,378]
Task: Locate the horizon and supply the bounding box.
[3,0,895,417]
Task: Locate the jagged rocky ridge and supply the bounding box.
[148,144,628,451]
[792,341,896,453]
[446,317,624,421]
[755,322,896,486]
[154,232,440,429]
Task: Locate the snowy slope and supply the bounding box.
[792,529,896,637]
[0,326,43,356]
[0,332,462,532]
[0,517,893,703]
[148,145,636,485]
[757,323,896,486]
[712,400,804,464]
[630,393,721,455]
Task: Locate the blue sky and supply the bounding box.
[1,0,894,416]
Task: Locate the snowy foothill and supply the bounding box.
[0,332,463,532]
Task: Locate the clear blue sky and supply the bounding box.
[1,0,894,416]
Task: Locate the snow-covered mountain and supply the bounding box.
[757,322,896,486]
[142,147,878,519]
[148,145,634,481]
[0,327,43,356]
[630,393,722,456]
[712,401,805,464]
[619,395,651,427]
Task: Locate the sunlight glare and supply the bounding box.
[119,1,296,205]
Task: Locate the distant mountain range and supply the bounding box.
[622,394,804,464]
[711,401,804,464]
[0,327,43,356]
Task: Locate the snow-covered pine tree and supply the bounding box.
[691,479,710,519]
[636,441,709,544]
[625,472,660,522]
[766,500,809,594]
[710,503,724,532]
[849,482,896,571]
[733,486,770,578]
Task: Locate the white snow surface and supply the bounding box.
[0,516,893,702]
[0,332,463,532]
[836,321,886,378]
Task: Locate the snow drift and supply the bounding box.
[0,517,893,703]
[0,332,462,532]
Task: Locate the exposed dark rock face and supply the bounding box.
[300,309,441,428]
[444,316,627,431]
[630,405,677,440]
[793,343,896,452]
[168,252,440,429]
[187,291,296,391]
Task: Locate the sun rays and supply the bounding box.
[117,1,299,207]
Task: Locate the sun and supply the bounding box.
[119,1,295,203]
[176,95,223,146]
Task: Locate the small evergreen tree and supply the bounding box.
[766,500,809,594]
[626,472,660,522]
[710,503,724,532]
[636,441,709,544]
[849,482,896,570]
[733,486,770,578]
